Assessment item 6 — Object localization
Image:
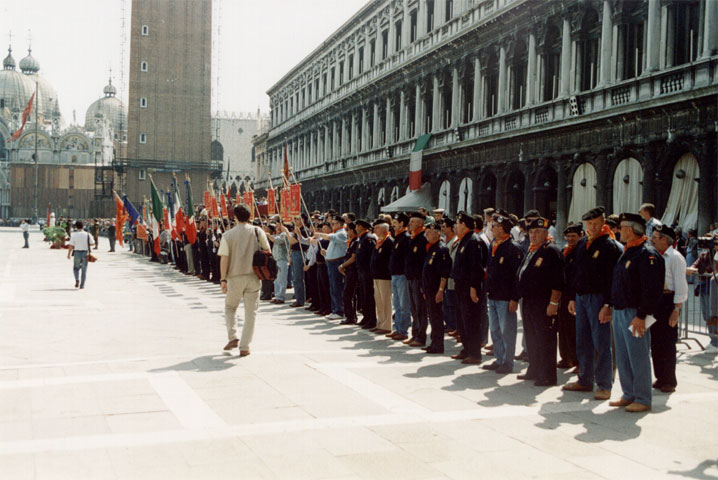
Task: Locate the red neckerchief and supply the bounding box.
[529,240,550,253]
[586,224,615,249]
[411,227,425,239]
[625,235,648,250]
[491,234,510,256]
[563,244,577,257]
[376,235,392,249]
[426,239,438,253]
[358,230,368,238]
[347,237,355,247]
[332,226,343,233]
[395,227,407,236]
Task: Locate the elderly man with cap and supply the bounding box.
[564,206,622,400]
[371,220,394,334]
[483,212,523,373]
[608,213,664,412]
[404,212,429,347]
[516,217,565,386]
[388,213,412,340]
[450,212,487,364]
[441,217,459,335]
[649,224,688,393]
[355,219,377,330]
[422,223,453,354]
[557,222,583,369]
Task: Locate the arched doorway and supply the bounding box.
[438,179,451,214]
[457,177,473,214]
[377,187,386,209]
[567,162,597,223]
[534,166,557,220]
[612,157,643,214]
[661,153,699,229]
[390,185,400,203]
[506,170,524,215]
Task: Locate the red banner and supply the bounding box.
[267,188,276,216]
[211,196,219,218]
[220,194,228,218]
[203,191,211,209]
[136,223,148,240]
[236,194,242,205]
[289,183,301,216]
[244,191,255,220]
[281,188,291,222]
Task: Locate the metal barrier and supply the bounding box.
[679,273,717,350]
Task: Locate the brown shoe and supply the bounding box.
[408,340,425,347]
[392,333,409,341]
[609,398,632,407]
[461,356,482,365]
[660,385,676,393]
[223,339,238,351]
[562,382,593,392]
[239,350,250,357]
[594,389,611,400]
[374,329,392,335]
[451,352,467,360]
[385,331,398,338]
[625,402,651,413]
[402,337,415,345]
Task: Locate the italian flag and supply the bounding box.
[150,176,163,256]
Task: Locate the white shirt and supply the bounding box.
[21,223,29,232]
[68,230,95,251]
[510,225,521,242]
[661,246,688,304]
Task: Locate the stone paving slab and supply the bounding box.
[1,227,717,479]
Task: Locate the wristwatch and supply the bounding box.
[549,301,559,306]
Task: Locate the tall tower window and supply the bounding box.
[140,61,148,72]
[139,133,147,144]
[140,97,147,108]
[141,25,149,36]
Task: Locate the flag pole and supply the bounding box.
[32,78,38,224]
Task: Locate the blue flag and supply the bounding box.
[122,195,141,226]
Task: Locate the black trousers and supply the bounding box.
[343,268,358,322]
[454,281,482,357]
[357,269,377,326]
[426,289,445,351]
[108,236,116,252]
[558,293,577,365]
[408,279,427,343]
[521,299,557,383]
[651,293,678,388]
[192,243,201,274]
[316,263,331,313]
[200,247,210,278]
[306,264,318,306]
[261,280,274,299]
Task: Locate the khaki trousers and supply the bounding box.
[184,243,195,274]
[225,274,260,350]
[374,279,393,331]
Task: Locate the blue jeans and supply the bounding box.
[290,250,305,305]
[575,293,613,390]
[442,289,457,331]
[488,299,517,369]
[23,231,29,247]
[391,275,411,335]
[613,308,652,406]
[274,259,288,301]
[326,259,345,315]
[73,251,88,287]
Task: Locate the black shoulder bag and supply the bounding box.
[252,228,277,281]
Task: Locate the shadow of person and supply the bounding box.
[477,378,543,407]
[404,359,466,379]
[149,354,238,373]
[442,370,499,393]
[668,459,718,480]
[679,350,718,382]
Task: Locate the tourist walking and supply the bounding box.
[21,219,30,248]
[218,205,270,357]
[67,221,95,289]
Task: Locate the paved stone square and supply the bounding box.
[1,226,717,479]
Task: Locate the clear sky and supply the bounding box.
[1,0,368,124]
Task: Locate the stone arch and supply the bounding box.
[456,177,473,214]
[661,152,699,230]
[612,157,643,214]
[438,179,451,214]
[567,162,598,224]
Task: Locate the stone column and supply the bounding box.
[555,158,568,236]
[526,32,537,106]
[472,56,482,120]
[415,82,424,135]
[351,114,357,154]
[419,0,428,37]
[599,0,613,86]
[363,39,371,72]
[560,17,572,97]
[498,44,507,114]
[402,0,411,48]
[432,74,441,132]
[645,0,661,72]
[702,0,718,58]
[399,90,407,140]
[324,125,330,162]
[373,102,380,149]
[388,16,396,55]
[451,66,460,127]
[435,0,444,27]
[362,108,369,151]
[386,97,393,145]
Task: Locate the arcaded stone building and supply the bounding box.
[258,0,717,234]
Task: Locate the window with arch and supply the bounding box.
[613,158,643,214]
[576,8,600,92]
[140,97,147,108]
[457,177,473,214]
[140,61,148,72]
[567,163,597,223]
[391,185,400,203]
[661,153,699,229]
[438,180,451,214]
[141,25,149,36]
[377,187,386,207]
[666,0,700,67]
[617,1,644,80]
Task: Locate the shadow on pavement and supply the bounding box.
[149,354,239,373]
[668,459,718,480]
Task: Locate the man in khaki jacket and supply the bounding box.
[218,205,270,356]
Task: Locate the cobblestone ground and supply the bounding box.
[1,227,717,480]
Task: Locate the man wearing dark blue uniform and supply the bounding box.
[516,217,565,386]
[608,213,664,412]
[405,212,429,347]
[450,212,486,364]
[422,223,452,354]
[355,219,377,329]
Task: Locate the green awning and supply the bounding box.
[412,134,432,152]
